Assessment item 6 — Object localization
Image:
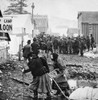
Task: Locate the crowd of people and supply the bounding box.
[35,33,95,56]
[22,33,95,100]
[22,34,71,100]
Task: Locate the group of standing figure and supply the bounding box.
[35,33,95,57]
[22,37,70,100]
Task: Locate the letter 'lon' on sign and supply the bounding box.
[0,18,12,33]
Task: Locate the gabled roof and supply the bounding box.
[34,15,48,33]
[78,11,98,24]
[67,28,79,34]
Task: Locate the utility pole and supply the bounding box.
[31,3,35,38]
[31,2,35,23]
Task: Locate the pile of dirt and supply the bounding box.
[65,64,98,80]
[0,54,98,100]
[0,60,33,100]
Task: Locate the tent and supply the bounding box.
[3,14,34,54]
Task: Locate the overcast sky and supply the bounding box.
[1,0,98,20]
[1,0,98,34]
[27,0,98,20]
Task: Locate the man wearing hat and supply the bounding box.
[31,37,40,56]
[22,40,31,61]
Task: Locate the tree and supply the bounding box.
[4,0,30,14]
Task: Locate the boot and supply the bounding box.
[45,96,51,100]
[33,97,38,100]
[33,90,38,100]
[45,92,52,100]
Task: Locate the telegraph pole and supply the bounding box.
[31,2,35,23]
[31,3,35,38]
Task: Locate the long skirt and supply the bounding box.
[29,73,52,98]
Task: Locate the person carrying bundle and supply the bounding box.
[50,53,70,99]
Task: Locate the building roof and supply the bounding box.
[67,28,79,37]
[34,15,48,33]
[78,11,98,24]
[67,28,79,34]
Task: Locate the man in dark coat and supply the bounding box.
[72,38,79,54]
[79,37,85,56]
[47,40,53,55]
[31,38,40,56]
[86,36,90,51]
[53,37,59,53]
[67,37,72,54]
[40,41,47,52]
[22,40,31,61]
[90,34,95,50]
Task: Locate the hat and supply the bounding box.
[33,37,36,41]
[27,40,31,44]
[51,53,58,61]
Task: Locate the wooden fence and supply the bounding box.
[0,46,8,63]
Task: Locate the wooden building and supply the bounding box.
[34,15,49,34]
[77,11,98,44]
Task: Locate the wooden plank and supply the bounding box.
[11,77,29,85]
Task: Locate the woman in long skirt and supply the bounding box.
[23,51,53,100]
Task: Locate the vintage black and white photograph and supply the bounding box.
[0,0,98,100]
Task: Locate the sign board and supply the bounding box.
[0,18,12,33]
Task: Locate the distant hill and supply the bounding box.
[49,16,78,35]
